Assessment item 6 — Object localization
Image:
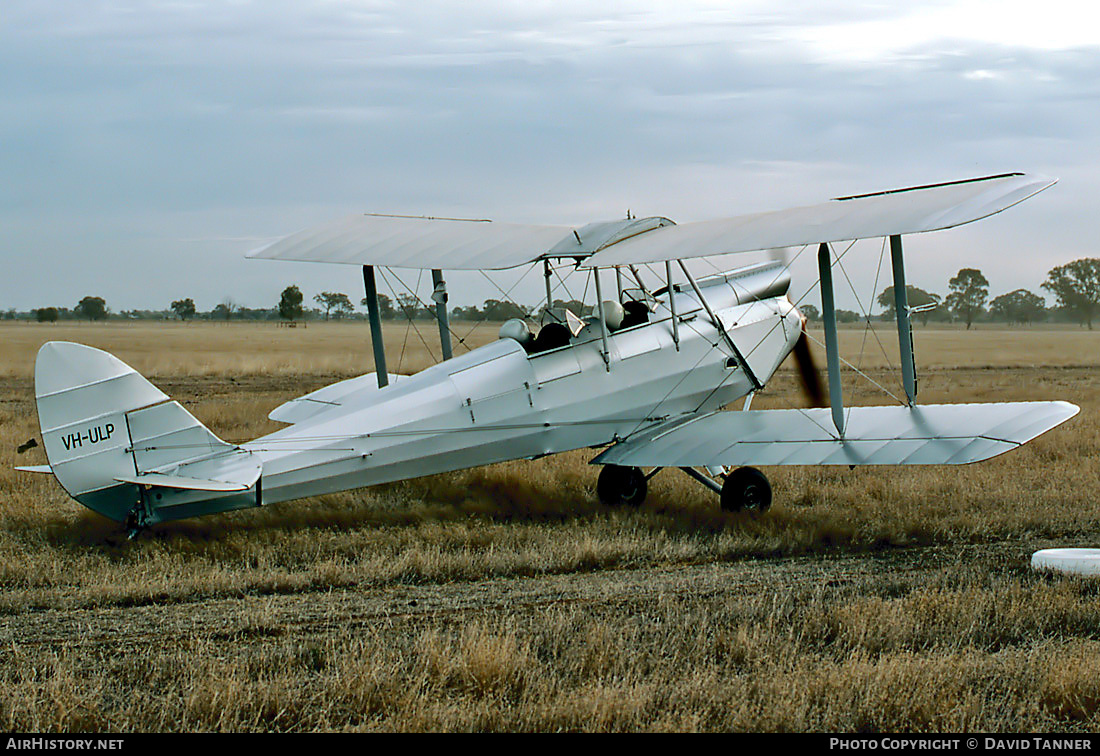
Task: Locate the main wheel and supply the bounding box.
[720,466,772,512]
[597,465,648,507]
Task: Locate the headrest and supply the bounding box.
[498,318,532,345]
[598,300,625,330]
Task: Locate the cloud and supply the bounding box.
[1,1,1097,311]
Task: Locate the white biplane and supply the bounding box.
[17,173,1080,536]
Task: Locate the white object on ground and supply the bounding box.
[1031,548,1100,577]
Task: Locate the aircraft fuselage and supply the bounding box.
[240,275,803,510]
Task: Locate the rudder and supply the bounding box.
[32,341,242,523]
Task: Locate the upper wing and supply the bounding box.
[593,401,1079,467]
[582,173,1055,267]
[247,214,571,270]
[247,173,1052,270]
[247,214,676,270]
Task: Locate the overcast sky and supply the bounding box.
[2,0,1098,313]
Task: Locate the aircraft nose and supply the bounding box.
[785,294,808,332]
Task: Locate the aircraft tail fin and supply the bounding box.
[28,342,259,523]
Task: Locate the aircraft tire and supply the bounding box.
[721,466,772,513]
[597,465,647,507]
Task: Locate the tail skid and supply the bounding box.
[26,342,262,524]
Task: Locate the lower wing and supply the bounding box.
[593,402,1079,467]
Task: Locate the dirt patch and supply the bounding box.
[0,539,1048,652]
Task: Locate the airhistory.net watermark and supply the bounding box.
[6,740,123,751]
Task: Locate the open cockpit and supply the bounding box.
[496,259,792,365]
[498,295,651,357]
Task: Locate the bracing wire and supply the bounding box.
[377,267,438,370]
[355,231,912,441]
[834,239,896,376]
[551,263,578,306]
[478,265,538,316]
[690,237,907,413]
[377,265,511,357]
[802,326,905,406]
[142,414,675,451]
[785,240,905,405]
[546,264,575,304]
[854,237,888,373]
[451,264,540,347]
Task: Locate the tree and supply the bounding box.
[314,291,353,320]
[360,293,394,319]
[552,299,588,317]
[75,296,108,321]
[330,293,353,319]
[279,285,304,321]
[989,289,1046,325]
[1042,258,1100,330]
[944,268,988,329]
[798,304,820,321]
[451,305,481,321]
[394,293,430,319]
[34,307,59,323]
[534,299,587,321]
[170,298,196,321]
[482,299,527,321]
[876,285,942,326]
[211,299,237,320]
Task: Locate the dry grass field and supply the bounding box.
[1,320,1099,732]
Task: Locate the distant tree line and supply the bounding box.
[8,287,582,324]
[797,257,1100,329]
[10,258,1099,328]
[26,296,110,322]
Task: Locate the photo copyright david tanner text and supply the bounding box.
[830,738,1093,751]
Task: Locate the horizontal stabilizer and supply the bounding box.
[594,402,1079,467]
[269,372,404,424]
[126,449,263,492]
[29,341,262,523]
[15,465,53,474]
[114,471,256,492]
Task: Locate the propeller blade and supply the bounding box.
[792,329,826,408]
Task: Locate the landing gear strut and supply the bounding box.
[597,464,648,507]
[124,491,150,540]
[599,463,773,513]
[720,466,772,512]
